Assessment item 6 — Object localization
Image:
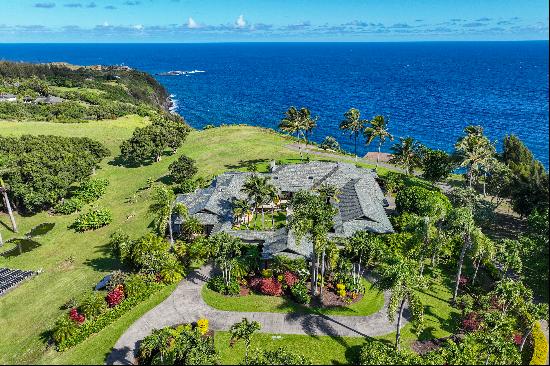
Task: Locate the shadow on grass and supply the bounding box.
[84,256,122,273]
[224,159,270,172]
[1,238,41,257]
[27,222,55,237]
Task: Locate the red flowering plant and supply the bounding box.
[462,312,482,332]
[513,332,523,345]
[258,278,283,296]
[458,275,468,287]
[69,308,85,325]
[105,284,125,307]
[283,271,299,288]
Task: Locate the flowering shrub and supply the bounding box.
[461,312,481,332]
[283,271,299,287]
[197,318,208,335]
[69,308,85,325]
[105,285,125,307]
[336,283,347,298]
[530,321,549,365]
[290,282,311,304]
[458,275,468,286]
[257,277,283,296]
[512,332,522,345]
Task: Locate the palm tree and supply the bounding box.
[181,216,204,240]
[377,257,425,350]
[316,183,340,204]
[232,198,251,228]
[454,125,496,188]
[340,108,368,158]
[389,137,424,175]
[364,115,393,168]
[299,107,318,146]
[229,318,261,364]
[445,207,477,303]
[148,186,187,247]
[470,230,496,285]
[241,175,274,230]
[264,184,279,229]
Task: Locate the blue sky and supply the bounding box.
[0,0,548,42]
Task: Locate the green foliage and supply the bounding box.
[530,322,549,365]
[359,341,421,365]
[129,233,171,273]
[0,135,109,213]
[169,154,198,182]
[54,198,84,215]
[446,187,495,225]
[290,281,311,304]
[207,275,240,296]
[70,208,112,231]
[247,347,312,365]
[396,186,451,219]
[390,137,424,175]
[138,325,218,365]
[52,315,79,347]
[120,116,190,165]
[319,136,341,151]
[79,292,108,319]
[421,148,455,183]
[159,255,186,284]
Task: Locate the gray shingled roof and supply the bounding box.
[173,161,393,260]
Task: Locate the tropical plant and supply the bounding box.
[454,125,496,188]
[376,257,425,350]
[340,108,368,157]
[364,115,393,168]
[470,230,496,285]
[247,347,312,365]
[288,190,337,297]
[389,136,424,175]
[80,292,108,319]
[229,318,261,364]
[209,232,243,287]
[149,185,187,246]
[232,198,251,228]
[70,208,113,231]
[319,136,340,151]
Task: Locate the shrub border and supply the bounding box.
[530,321,549,365]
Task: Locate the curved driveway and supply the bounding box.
[107,265,407,365]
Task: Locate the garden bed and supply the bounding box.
[202,278,384,316]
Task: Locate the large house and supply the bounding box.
[173,161,394,261]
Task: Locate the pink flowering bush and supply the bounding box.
[69,308,85,325]
[283,271,299,287]
[105,284,125,307]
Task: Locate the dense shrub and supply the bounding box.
[169,155,198,182]
[359,341,422,365]
[69,308,85,325]
[106,270,127,291]
[256,277,283,296]
[247,347,312,365]
[320,136,340,151]
[54,198,84,215]
[70,208,113,231]
[382,171,405,194]
[290,282,311,304]
[73,178,109,203]
[283,271,299,287]
[396,186,451,219]
[138,325,218,365]
[80,292,108,319]
[0,135,109,213]
[207,275,240,296]
[530,322,549,365]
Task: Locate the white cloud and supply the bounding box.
[102,21,110,27]
[132,24,144,30]
[187,17,200,29]
[235,14,246,28]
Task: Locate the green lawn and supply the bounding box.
[235,210,287,231]
[202,278,385,316]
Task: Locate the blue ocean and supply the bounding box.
[1,42,548,167]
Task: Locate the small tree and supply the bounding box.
[377,257,425,350]
[229,318,261,364]
[421,149,454,184]
[169,155,198,183]
[149,185,187,247]
[210,232,243,287]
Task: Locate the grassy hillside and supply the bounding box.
[0,120,303,364]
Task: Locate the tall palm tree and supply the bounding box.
[364,115,393,168]
[445,207,477,302]
[232,198,251,228]
[299,107,318,147]
[279,106,303,140]
[454,125,496,188]
[340,108,368,158]
[377,257,425,350]
[241,175,274,230]
[389,137,424,175]
[264,184,279,229]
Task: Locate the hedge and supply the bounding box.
[530,321,549,365]
[55,281,164,351]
